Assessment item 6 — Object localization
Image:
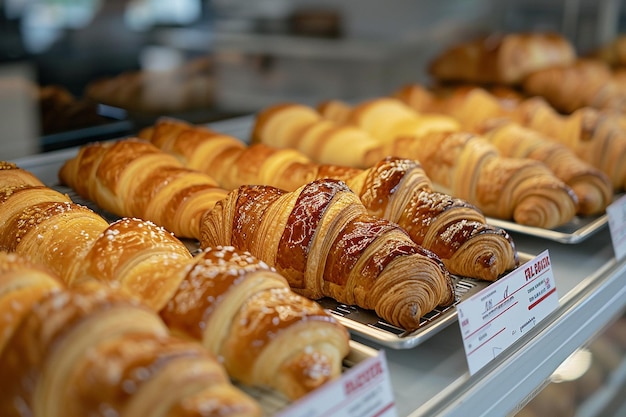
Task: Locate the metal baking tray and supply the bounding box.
[487,214,608,245]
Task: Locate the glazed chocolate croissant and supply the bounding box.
[58,139,229,239]
[200,178,455,331]
[161,246,350,400]
[135,119,519,281]
[393,84,614,215]
[2,162,351,400]
[0,276,261,417]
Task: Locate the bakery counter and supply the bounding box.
[380,226,623,417]
[10,116,626,417]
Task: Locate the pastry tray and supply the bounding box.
[487,213,608,245]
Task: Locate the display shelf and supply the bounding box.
[10,116,626,417]
[382,227,625,417]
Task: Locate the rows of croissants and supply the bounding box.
[1,160,356,416]
[3,30,626,416]
[0,115,525,414]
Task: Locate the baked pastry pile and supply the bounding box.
[138,118,518,282]
[0,161,351,414]
[253,100,579,229]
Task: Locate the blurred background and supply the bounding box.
[0,0,623,158]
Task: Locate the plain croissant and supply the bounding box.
[521,59,626,114]
[393,84,614,215]
[428,31,576,85]
[1,161,351,400]
[200,178,456,331]
[139,118,518,281]
[0,259,262,417]
[58,138,229,240]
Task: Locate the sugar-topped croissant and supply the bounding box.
[58,139,229,239]
[393,84,614,215]
[255,100,578,229]
[138,118,518,281]
[1,161,191,309]
[0,264,262,417]
[162,246,350,399]
[1,162,351,400]
[200,178,456,331]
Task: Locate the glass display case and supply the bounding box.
[4,1,626,416]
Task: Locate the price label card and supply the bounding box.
[277,350,397,417]
[457,250,559,375]
[606,194,626,261]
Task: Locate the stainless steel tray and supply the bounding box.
[487,213,608,245]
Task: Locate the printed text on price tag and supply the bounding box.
[457,250,559,375]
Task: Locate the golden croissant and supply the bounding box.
[58,138,229,239]
[427,32,576,85]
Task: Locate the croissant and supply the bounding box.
[343,158,518,280]
[2,162,351,400]
[387,130,579,228]
[161,245,350,399]
[257,99,578,228]
[140,118,517,281]
[0,275,261,417]
[139,117,361,192]
[590,35,626,68]
[58,138,229,239]
[428,32,576,85]
[0,252,63,354]
[521,59,626,114]
[394,84,614,215]
[419,84,626,192]
[250,103,386,168]
[200,178,455,331]
[482,122,613,215]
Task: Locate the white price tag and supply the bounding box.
[606,194,626,261]
[457,250,559,375]
[276,350,397,417]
